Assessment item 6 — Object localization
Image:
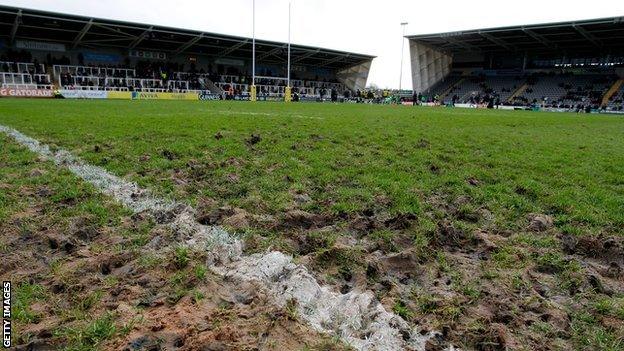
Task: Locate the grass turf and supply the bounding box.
[1,99,623,350]
[1,130,350,351]
[1,99,622,234]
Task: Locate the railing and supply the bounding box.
[1,83,53,90]
[167,80,190,90]
[1,72,33,85]
[71,75,101,87]
[174,72,214,80]
[127,78,164,89]
[32,74,51,84]
[1,72,52,86]
[219,75,244,84]
[104,77,127,86]
[1,72,33,84]
[53,65,136,78]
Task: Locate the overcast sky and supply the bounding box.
[3,0,623,88]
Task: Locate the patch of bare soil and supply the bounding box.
[195,188,624,351]
[2,179,350,351]
[107,280,349,351]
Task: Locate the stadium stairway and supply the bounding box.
[200,77,224,94]
[440,77,464,101]
[602,78,624,106]
[507,83,529,103]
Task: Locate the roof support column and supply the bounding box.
[72,19,93,49]
[9,10,22,45]
[523,52,528,71]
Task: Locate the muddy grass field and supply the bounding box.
[1,99,623,350]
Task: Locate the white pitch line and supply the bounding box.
[0,124,453,351]
[213,110,325,120]
[125,110,324,120]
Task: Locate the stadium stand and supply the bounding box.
[0,5,373,99]
[429,72,619,108]
[514,73,616,108]
[605,80,624,111]
[0,60,52,90]
[408,17,624,111]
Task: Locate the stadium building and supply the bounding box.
[408,17,624,111]
[0,5,374,100]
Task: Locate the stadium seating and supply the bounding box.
[425,72,619,108]
[427,75,462,101]
[53,65,206,93]
[47,63,346,98]
[0,61,52,90]
[514,74,615,108]
[443,76,483,103]
[484,76,524,102]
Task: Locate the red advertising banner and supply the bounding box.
[0,88,53,98]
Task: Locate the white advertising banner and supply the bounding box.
[60,90,108,99]
[0,88,53,98]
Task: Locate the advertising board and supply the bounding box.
[0,88,53,98]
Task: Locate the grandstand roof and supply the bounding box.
[407,17,624,55]
[0,5,374,70]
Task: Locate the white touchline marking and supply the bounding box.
[0,124,455,351]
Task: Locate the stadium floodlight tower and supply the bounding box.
[399,22,408,91]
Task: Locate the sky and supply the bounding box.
[2,0,623,89]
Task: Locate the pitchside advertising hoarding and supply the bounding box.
[131,92,199,100]
[0,88,53,98]
[59,90,108,99]
[60,91,213,100]
[4,89,221,101]
[199,93,220,100]
[103,91,221,100]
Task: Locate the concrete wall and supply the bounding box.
[409,40,453,93]
[336,60,372,91]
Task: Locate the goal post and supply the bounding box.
[250,85,257,102]
[284,86,292,102]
